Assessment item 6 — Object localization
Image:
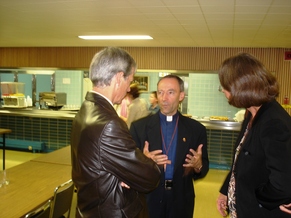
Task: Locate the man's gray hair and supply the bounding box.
[89,47,136,87]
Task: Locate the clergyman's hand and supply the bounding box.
[143,141,171,166]
[183,144,203,172]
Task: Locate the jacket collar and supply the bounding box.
[246,99,277,127]
[90,90,113,106]
[85,91,115,110]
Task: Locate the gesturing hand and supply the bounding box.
[183,144,203,171]
[143,141,171,166]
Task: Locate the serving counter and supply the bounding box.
[0,108,77,120]
[0,108,242,130]
[0,108,75,152]
[196,119,241,131]
[0,108,241,169]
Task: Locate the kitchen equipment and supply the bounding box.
[1,82,25,96]
[2,95,26,108]
[1,82,26,108]
[39,92,67,110]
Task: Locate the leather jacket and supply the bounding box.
[71,92,161,218]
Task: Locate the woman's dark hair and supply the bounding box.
[151,91,157,98]
[218,52,279,108]
[128,83,140,99]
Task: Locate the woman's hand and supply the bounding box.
[217,193,228,217]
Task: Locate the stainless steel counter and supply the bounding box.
[0,108,240,169]
[0,108,77,120]
[0,108,242,131]
[197,119,242,131]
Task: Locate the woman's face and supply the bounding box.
[149,93,158,105]
[114,69,134,104]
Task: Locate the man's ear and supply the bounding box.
[114,71,124,88]
[179,91,185,102]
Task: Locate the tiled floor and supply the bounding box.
[1,149,229,218]
[194,169,229,218]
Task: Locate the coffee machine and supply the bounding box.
[39,92,67,110]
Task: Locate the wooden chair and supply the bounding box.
[49,179,74,218]
[24,200,51,218]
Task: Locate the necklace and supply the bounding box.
[160,116,179,155]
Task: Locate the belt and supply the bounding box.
[165,180,173,190]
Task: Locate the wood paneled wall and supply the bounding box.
[1,47,290,114]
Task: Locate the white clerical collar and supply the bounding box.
[166,116,173,122]
[159,112,179,123]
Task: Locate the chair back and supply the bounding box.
[50,179,74,218]
[24,200,51,218]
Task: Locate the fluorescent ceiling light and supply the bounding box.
[78,35,153,40]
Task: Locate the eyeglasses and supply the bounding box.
[218,85,224,92]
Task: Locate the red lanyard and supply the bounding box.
[160,116,179,155]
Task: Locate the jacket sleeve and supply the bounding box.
[255,119,291,209]
[100,119,160,193]
[193,125,209,180]
[129,120,146,150]
[220,171,231,195]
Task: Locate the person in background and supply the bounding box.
[148,91,159,114]
[121,83,149,128]
[130,74,209,218]
[114,94,131,118]
[216,53,291,218]
[71,47,160,218]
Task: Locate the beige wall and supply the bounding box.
[1,47,290,114]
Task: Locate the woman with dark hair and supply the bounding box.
[122,83,149,128]
[216,53,291,218]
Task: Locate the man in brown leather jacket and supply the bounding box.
[71,47,161,218]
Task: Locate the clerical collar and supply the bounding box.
[159,112,178,122]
